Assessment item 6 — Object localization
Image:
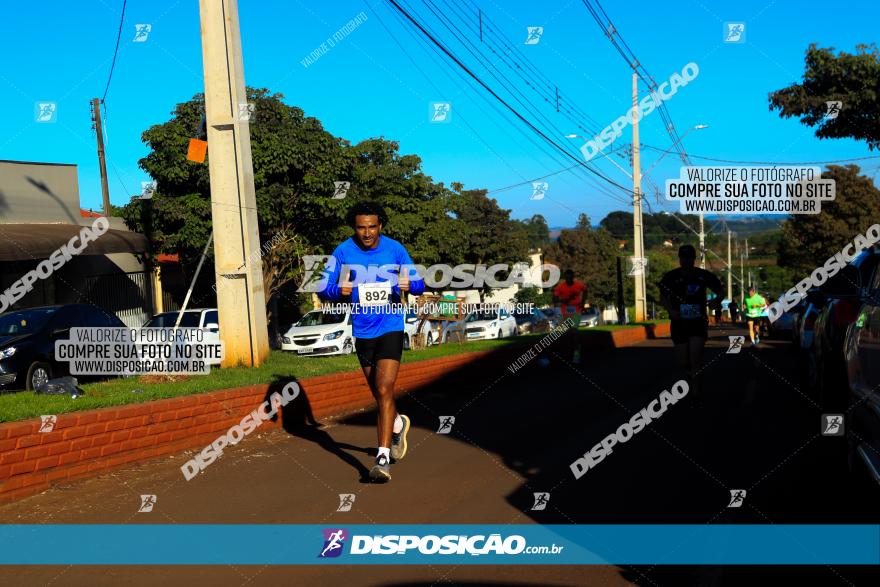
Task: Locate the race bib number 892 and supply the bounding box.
[359,282,391,307]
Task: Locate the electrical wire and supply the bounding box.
[386,0,635,204]
[101,0,128,102]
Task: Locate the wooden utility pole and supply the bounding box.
[631,73,647,322]
[198,0,269,367]
[91,98,111,216]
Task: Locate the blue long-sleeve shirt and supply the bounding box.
[318,235,425,339]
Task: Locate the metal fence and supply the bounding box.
[81,271,153,328]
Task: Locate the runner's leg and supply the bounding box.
[371,358,400,450]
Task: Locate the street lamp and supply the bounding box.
[643,124,709,176]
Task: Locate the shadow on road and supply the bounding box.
[333,327,877,585]
[265,376,372,481]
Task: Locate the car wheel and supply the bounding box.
[497,329,503,339]
[426,333,434,346]
[343,339,354,355]
[26,361,52,391]
[404,335,411,350]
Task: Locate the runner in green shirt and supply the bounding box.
[744,287,768,346]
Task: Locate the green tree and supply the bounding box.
[518,214,550,250]
[543,224,619,303]
[769,44,880,149]
[513,285,552,307]
[453,189,529,266]
[778,165,880,274]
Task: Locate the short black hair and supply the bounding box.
[346,201,388,228]
[563,269,574,278]
[678,244,697,259]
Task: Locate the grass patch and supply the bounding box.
[0,337,524,423]
[0,323,668,423]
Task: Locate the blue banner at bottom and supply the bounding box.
[0,525,877,565]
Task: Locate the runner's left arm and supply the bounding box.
[398,246,425,296]
[706,272,724,309]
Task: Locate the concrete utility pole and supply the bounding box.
[631,73,647,322]
[699,213,706,269]
[745,238,751,289]
[91,98,111,216]
[198,0,269,367]
[727,230,733,301]
[739,239,745,307]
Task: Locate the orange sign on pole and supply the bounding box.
[187,138,208,163]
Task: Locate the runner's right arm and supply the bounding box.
[658,274,679,319]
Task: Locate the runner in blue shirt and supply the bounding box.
[319,202,425,481]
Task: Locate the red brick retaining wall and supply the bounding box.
[581,322,670,349]
[0,324,668,504]
[0,351,497,505]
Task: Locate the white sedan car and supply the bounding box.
[281,309,354,356]
[403,313,440,349]
[462,308,517,341]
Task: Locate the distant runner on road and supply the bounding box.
[319,202,424,482]
[552,269,588,364]
[659,245,724,402]
[744,287,768,346]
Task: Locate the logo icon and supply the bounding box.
[140,181,156,200]
[437,416,455,434]
[298,255,335,292]
[531,492,550,510]
[38,415,57,433]
[35,102,57,123]
[333,181,350,200]
[726,336,745,354]
[530,182,548,201]
[822,414,844,436]
[628,257,648,277]
[319,528,348,558]
[723,22,745,43]
[138,494,157,513]
[337,494,355,512]
[824,101,842,120]
[133,24,152,42]
[524,26,544,45]
[430,102,451,123]
[727,489,746,508]
[238,102,256,122]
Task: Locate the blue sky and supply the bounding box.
[1,0,878,227]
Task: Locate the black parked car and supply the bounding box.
[844,249,880,488]
[0,304,124,391]
[810,248,880,410]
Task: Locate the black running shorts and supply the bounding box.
[670,318,708,344]
[355,330,404,368]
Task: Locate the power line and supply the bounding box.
[385,0,635,199]
[640,145,880,166]
[384,1,629,209]
[580,0,691,164]
[102,0,128,102]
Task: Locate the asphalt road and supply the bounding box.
[0,324,877,586]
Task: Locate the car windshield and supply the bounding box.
[467,311,497,322]
[0,308,57,335]
[144,312,201,328]
[296,311,345,327]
